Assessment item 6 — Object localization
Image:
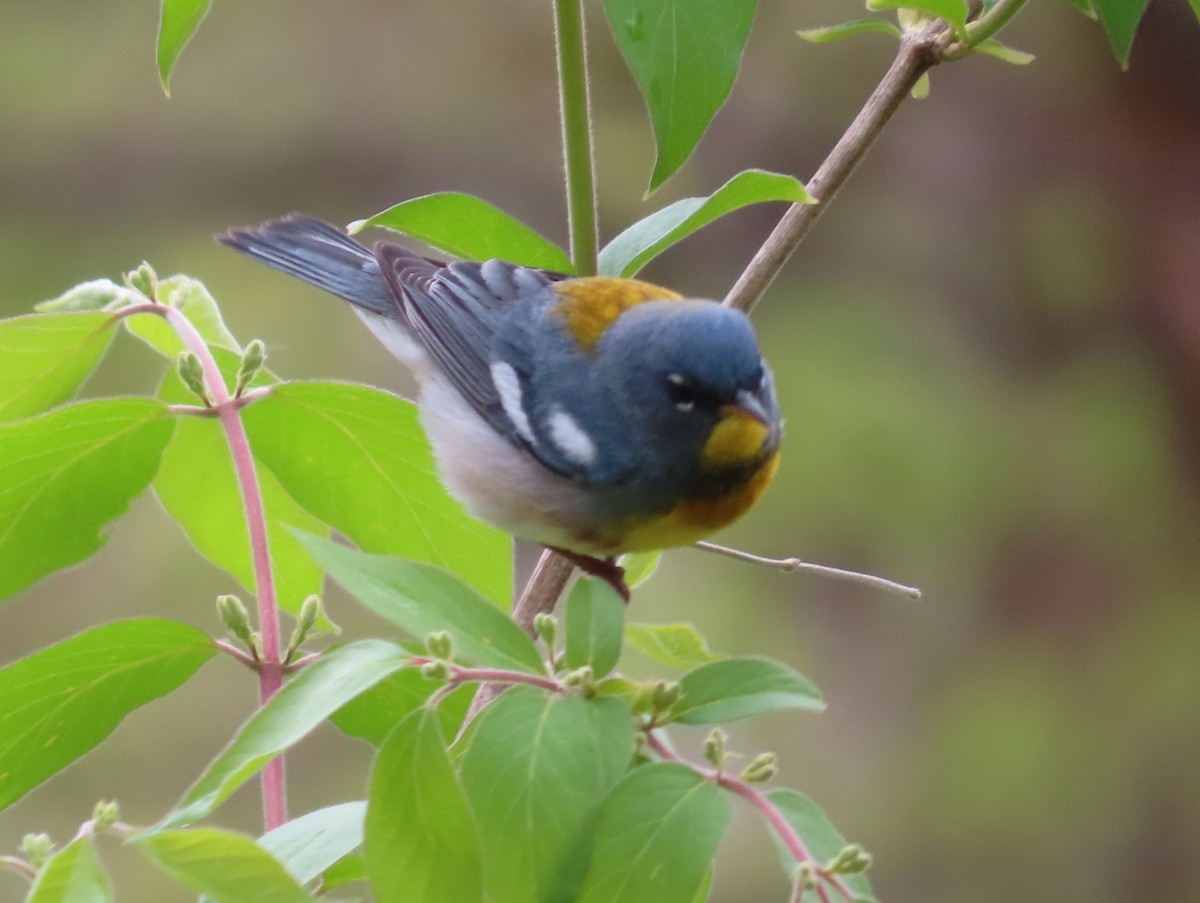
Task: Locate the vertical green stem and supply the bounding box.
[554,0,599,276]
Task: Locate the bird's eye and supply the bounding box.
[666,373,714,413]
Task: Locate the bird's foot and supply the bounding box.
[548,548,630,603]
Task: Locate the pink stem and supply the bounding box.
[114,303,287,830]
[409,658,563,694]
[645,731,853,903]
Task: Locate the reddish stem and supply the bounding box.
[645,731,853,902]
[409,658,563,694]
[114,302,287,830]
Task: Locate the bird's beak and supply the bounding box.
[733,388,772,427]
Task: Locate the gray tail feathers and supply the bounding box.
[218,214,394,315]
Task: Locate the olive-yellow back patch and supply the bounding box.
[553,278,683,351]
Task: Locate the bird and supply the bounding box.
[218,214,782,599]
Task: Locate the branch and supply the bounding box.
[961,0,1029,51]
[214,638,259,669]
[111,302,287,831]
[411,659,563,694]
[723,22,947,314]
[511,551,576,638]
[645,731,853,902]
[165,386,270,418]
[694,541,922,598]
[0,856,36,883]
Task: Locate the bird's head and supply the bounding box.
[595,299,782,482]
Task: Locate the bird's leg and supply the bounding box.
[548,548,630,603]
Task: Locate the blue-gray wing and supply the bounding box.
[373,244,592,476]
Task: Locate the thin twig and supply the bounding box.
[723,22,947,314]
[69,820,97,844]
[0,856,37,883]
[446,664,561,694]
[283,651,323,673]
[694,542,922,599]
[960,0,1029,51]
[645,731,854,902]
[214,638,260,669]
[165,386,271,418]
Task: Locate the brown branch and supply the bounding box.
[723,22,948,314]
[510,549,576,638]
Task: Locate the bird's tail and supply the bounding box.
[218,214,394,315]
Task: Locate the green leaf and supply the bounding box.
[671,656,823,725]
[866,0,968,28]
[597,170,811,277]
[157,0,214,95]
[320,852,365,890]
[911,71,931,100]
[1062,0,1097,19]
[366,708,483,903]
[458,689,635,903]
[796,18,902,43]
[618,550,661,588]
[35,279,136,314]
[0,619,214,811]
[1091,0,1150,67]
[1188,0,1198,26]
[297,533,543,674]
[25,837,111,903]
[764,790,877,903]
[123,276,241,358]
[259,802,366,886]
[0,313,115,422]
[331,667,472,746]
[974,38,1035,65]
[576,763,732,903]
[160,640,408,828]
[242,381,511,605]
[134,828,313,903]
[624,622,723,670]
[0,398,174,603]
[155,359,326,619]
[564,578,625,677]
[601,0,759,191]
[349,193,573,273]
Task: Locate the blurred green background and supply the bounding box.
[3,1,1199,901]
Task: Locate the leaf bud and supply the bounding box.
[176,351,209,404]
[793,862,817,893]
[703,728,727,768]
[425,630,454,661]
[124,261,158,300]
[420,659,452,681]
[533,612,558,650]
[826,843,872,875]
[561,665,595,690]
[19,833,54,868]
[286,595,321,662]
[92,800,120,830]
[649,679,681,714]
[235,339,267,396]
[216,594,255,649]
[740,751,777,784]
